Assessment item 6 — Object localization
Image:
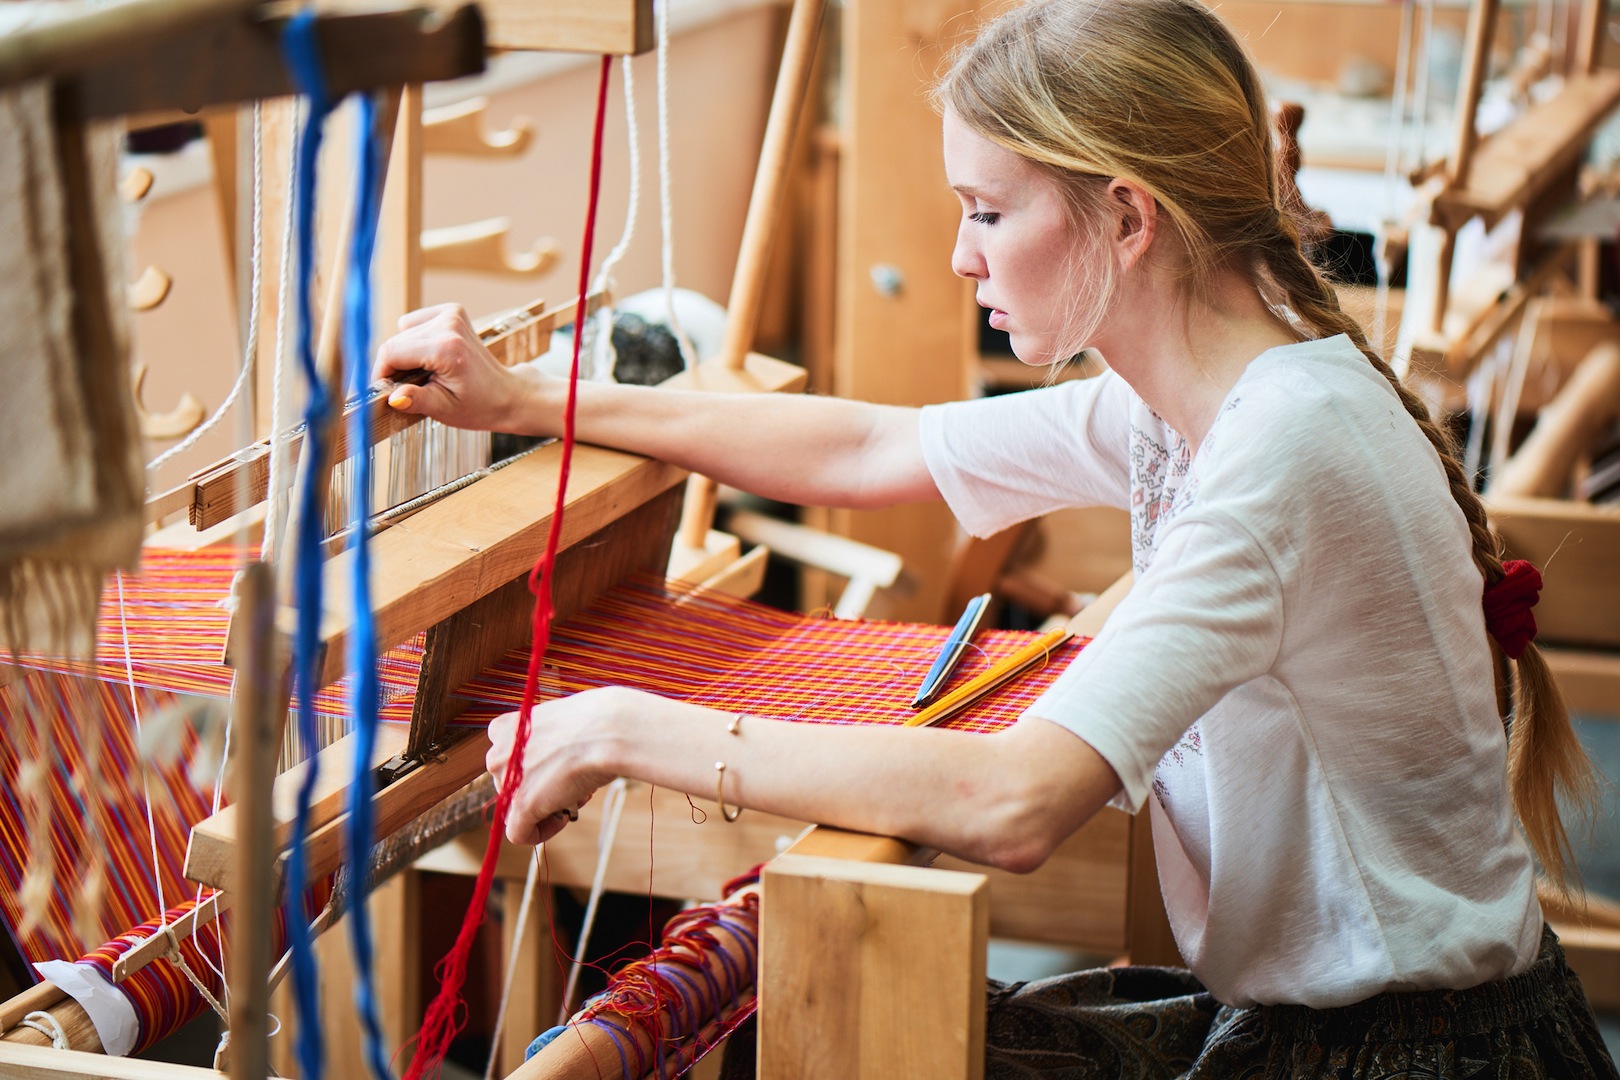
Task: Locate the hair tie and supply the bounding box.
[1483,559,1542,660]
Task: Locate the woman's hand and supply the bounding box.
[485,686,631,846]
[373,303,550,435]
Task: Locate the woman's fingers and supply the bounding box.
[397,302,464,331]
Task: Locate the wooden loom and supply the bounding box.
[1,4,1179,1080]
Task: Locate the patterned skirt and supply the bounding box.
[983,926,1619,1079]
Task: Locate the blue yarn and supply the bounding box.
[526,1026,567,1060]
[340,89,392,1080]
[280,13,335,1080]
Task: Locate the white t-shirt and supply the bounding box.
[919,335,1543,1009]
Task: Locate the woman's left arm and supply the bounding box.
[485,687,1122,873]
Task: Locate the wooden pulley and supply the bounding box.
[422,217,558,277]
[131,361,206,441]
[422,95,533,156]
[126,265,171,311]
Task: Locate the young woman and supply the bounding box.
[375,1,1617,1074]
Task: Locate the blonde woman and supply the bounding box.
[377,1,1617,1074]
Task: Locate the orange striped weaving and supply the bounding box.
[0,548,1084,1057]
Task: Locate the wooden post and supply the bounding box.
[1448,0,1500,191]
[676,0,828,551]
[228,561,277,1080]
[759,853,988,1080]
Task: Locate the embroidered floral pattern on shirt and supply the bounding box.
[1152,722,1205,809]
[1128,417,1191,573]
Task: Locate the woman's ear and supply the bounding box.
[1107,179,1157,270]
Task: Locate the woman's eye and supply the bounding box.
[969,211,999,225]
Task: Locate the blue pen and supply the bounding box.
[911,592,991,708]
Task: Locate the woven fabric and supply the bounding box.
[2,551,1084,1057]
[452,577,1084,732]
[0,670,236,1053]
[9,547,424,714]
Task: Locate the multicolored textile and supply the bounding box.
[1,549,1078,1057]
[454,576,1084,733]
[979,927,1619,1079]
[0,670,235,1053]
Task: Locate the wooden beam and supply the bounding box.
[1435,71,1620,232]
[0,1043,227,1079]
[60,2,487,122]
[0,0,254,89]
[303,445,684,689]
[466,0,653,55]
[0,982,67,1037]
[185,724,486,893]
[405,485,683,757]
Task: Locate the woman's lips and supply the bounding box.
[988,309,1008,331]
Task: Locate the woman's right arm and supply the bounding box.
[374,304,940,510]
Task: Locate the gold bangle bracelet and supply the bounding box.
[715,760,742,822]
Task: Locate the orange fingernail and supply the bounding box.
[388,393,409,409]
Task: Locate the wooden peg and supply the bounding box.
[422,217,558,277]
[422,95,533,156]
[120,164,154,203]
[132,361,206,441]
[127,265,172,311]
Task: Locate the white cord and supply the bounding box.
[656,0,699,369]
[483,848,545,1080]
[147,102,265,472]
[20,1011,69,1050]
[263,96,303,561]
[559,778,630,1025]
[588,56,643,383]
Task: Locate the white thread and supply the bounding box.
[656,0,699,369]
[588,56,643,382]
[148,102,265,472]
[20,1010,68,1050]
[263,96,303,561]
[193,701,235,993]
[484,847,545,1080]
[559,777,629,1025]
[162,923,231,1025]
[117,571,168,922]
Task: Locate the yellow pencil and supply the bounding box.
[902,625,1072,728]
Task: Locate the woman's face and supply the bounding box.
[943,110,1096,366]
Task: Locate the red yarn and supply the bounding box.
[403,53,615,1080]
[1483,558,1543,661]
